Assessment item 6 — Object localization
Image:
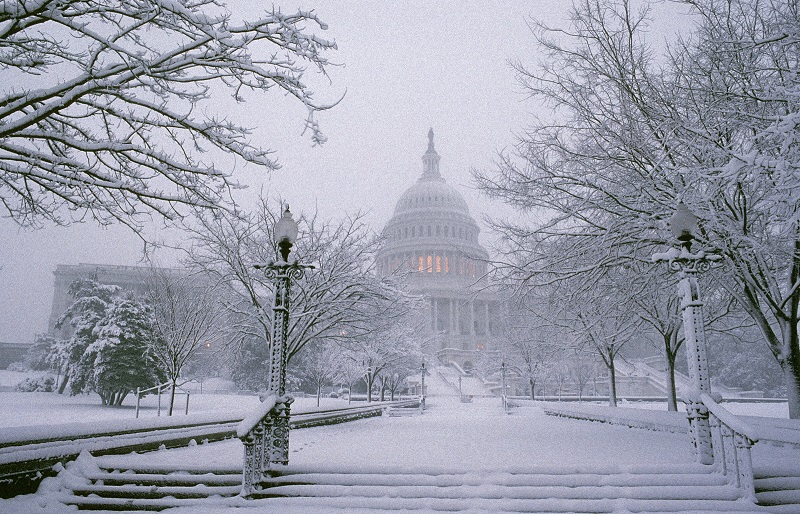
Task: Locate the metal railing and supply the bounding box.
[699,393,800,501]
[237,397,421,496]
[134,380,191,418]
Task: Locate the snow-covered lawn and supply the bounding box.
[0,389,362,430]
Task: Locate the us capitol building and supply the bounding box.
[376,129,499,371]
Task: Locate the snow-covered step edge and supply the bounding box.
[261,470,729,488]
[57,492,768,513]
[253,482,743,501]
[221,494,771,513]
[272,461,713,477]
[755,476,800,491]
[85,470,241,486]
[756,488,800,505]
[69,482,241,499]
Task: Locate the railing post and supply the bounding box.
[734,433,756,501]
[185,392,190,415]
[157,386,162,417]
[709,412,725,474]
[721,424,738,485]
[241,428,257,497]
[135,387,141,419]
[686,398,714,465]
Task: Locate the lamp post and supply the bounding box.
[253,205,312,467]
[458,375,462,398]
[652,201,720,465]
[501,361,507,412]
[420,361,426,407]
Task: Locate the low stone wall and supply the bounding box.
[540,402,689,434]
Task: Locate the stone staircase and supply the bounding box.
[50,455,799,512]
[754,472,800,513]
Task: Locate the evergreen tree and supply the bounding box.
[54,278,163,405]
[83,295,164,405]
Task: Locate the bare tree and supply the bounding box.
[476,0,800,416]
[144,267,225,415]
[187,200,401,392]
[495,297,559,400]
[0,1,336,230]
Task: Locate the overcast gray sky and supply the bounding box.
[0,0,687,345]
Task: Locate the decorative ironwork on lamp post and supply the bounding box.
[251,206,313,468]
[652,201,721,465]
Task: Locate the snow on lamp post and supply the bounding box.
[652,201,720,465]
[250,206,312,469]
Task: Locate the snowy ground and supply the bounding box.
[88,396,698,473]
[3,392,800,513]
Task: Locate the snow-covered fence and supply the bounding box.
[699,393,800,501]
[134,381,191,418]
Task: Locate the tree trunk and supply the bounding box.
[785,347,800,419]
[665,340,678,412]
[529,378,535,400]
[168,380,176,416]
[608,355,618,408]
[317,383,321,407]
[366,375,373,403]
[348,380,353,404]
[57,367,69,394]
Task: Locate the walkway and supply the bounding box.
[95,396,695,473]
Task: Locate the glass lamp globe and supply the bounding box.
[669,201,699,246]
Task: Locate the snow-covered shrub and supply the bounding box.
[15,376,55,392]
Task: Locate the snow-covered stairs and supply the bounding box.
[55,459,775,512]
[250,466,762,512]
[755,473,800,513]
[56,458,243,511]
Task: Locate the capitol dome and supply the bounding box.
[376,129,498,368]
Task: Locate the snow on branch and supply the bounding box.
[0,0,337,230]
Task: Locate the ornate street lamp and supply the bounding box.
[249,206,312,470]
[653,201,720,465]
[420,361,426,407]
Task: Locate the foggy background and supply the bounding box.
[0,0,686,345]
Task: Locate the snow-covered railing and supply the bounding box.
[700,393,758,500]
[698,393,800,502]
[237,397,422,495]
[134,380,191,418]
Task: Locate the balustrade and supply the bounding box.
[237,395,293,496]
[699,393,757,501]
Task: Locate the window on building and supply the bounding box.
[418,256,424,271]
[436,256,441,273]
[427,255,432,272]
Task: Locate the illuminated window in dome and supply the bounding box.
[436,256,441,272]
[445,257,450,273]
[427,255,432,272]
[418,256,424,271]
